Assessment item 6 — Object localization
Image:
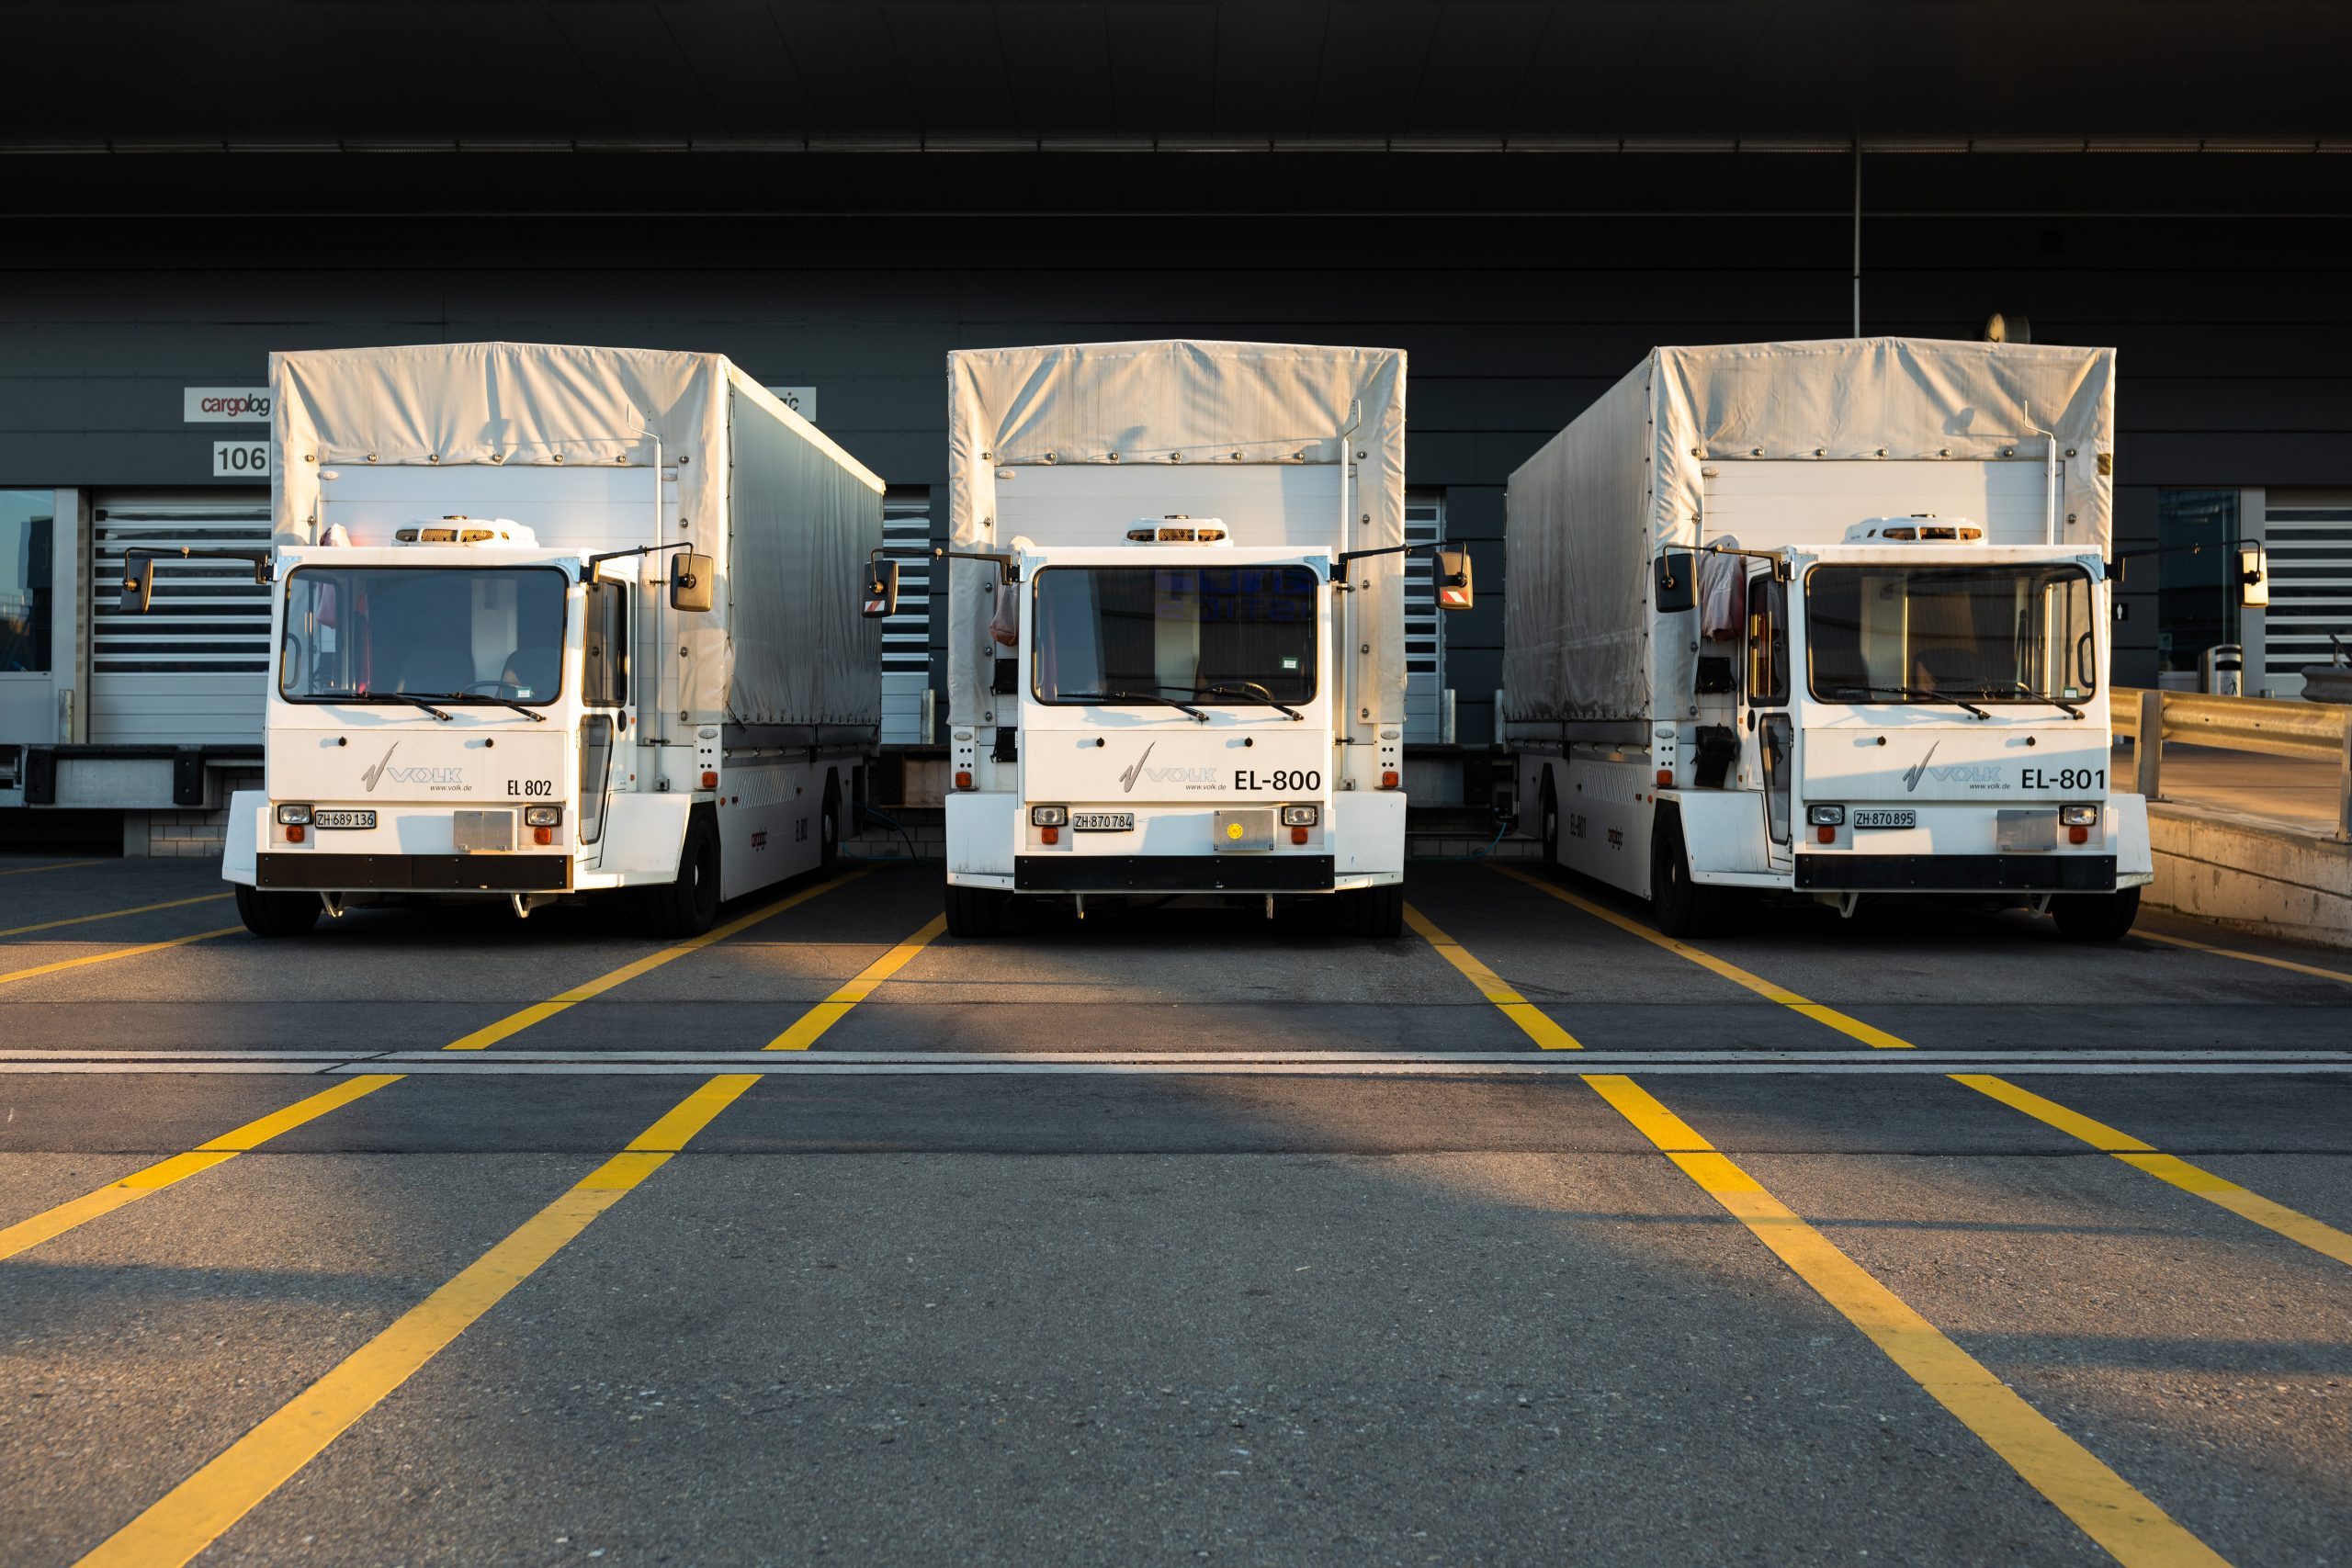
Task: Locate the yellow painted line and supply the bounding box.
[0,859,100,877]
[0,925,243,988]
[1487,862,2352,1271]
[1415,921,2232,1568]
[765,913,945,1050]
[73,918,936,1568]
[3,870,872,1262]
[0,892,233,941]
[443,867,870,1049]
[0,1076,402,1262]
[1402,902,1582,1049]
[2138,930,2352,987]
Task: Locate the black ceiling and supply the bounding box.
[6,1,2349,149]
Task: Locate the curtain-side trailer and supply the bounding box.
[1504,337,2170,940]
[123,342,886,937]
[889,340,1465,937]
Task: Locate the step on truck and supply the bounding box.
[124,342,886,937]
[1503,337,2251,940]
[871,340,1468,937]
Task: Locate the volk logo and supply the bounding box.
[1902,741,1939,794]
[362,742,401,793]
[1119,740,1221,794]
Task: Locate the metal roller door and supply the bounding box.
[88,493,271,744]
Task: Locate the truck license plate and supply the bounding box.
[312,809,376,829]
[1070,811,1134,831]
[1851,809,1915,829]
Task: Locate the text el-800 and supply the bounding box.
[1233,769,1320,792]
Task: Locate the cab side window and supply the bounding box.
[1747,574,1788,706]
[582,581,628,708]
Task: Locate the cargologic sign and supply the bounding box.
[183,388,272,423]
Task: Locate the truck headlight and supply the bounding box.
[2059,804,2099,827]
[1029,805,1068,827]
[1806,804,1845,827]
[276,804,312,825]
[1280,805,1320,827]
[524,806,563,828]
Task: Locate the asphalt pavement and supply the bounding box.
[0,852,2346,1566]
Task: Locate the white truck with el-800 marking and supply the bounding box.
[1504,338,2245,941]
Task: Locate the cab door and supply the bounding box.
[1745,567,1794,853]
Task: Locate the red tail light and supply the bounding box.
[955,770,974,790]
[1380,770,1399,789]
[1291,825,1309,845]
[700,770,718,789]
[286,824,305,843]
[1041,825,1060,845]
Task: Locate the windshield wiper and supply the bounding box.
[414,693,548,723]
[1186,682,1306,722]
[1987,681,2085,719]
[1830,683,1991,720]
[1073,690,1212,722]
[332,691,455,722]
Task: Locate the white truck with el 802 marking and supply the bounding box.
[122,343,886,938]
[1503,337,2253,941]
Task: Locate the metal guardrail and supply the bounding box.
[2112,687,2352,840]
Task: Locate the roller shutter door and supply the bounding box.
[88,493,271,744]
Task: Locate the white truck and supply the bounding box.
[874,339,1466,937]
[1505,337,2205,941]
[123,342,885,937]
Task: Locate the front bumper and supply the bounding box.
[1014,854,1336,894]
[256,852,571,893]
[1792,853,2117,893]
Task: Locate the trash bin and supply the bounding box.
[2199,643,2244,697]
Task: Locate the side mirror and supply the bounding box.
[2237,540,2268,608]
[119,558,154,614]
[863,558,900,619]
[1434,547,1474,611]
[669,552,715,613]
[1654,551,1697,614]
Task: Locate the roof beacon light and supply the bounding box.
[1126,515,1227,544]
[393,517,538,547]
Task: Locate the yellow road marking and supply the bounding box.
[1416,921,2233,1568]
[1402,902,1582,1049]
[73,915,940,1568]
[2137,930,2352,987]
[0,892,233,941]
[765,913,945,1049]
[0,925,243,988]
[2,870,872,1262]
[0,859,100,877]
[0,1076,401,1262]
[1489,863,2352,1269]
[443,868,868,1049]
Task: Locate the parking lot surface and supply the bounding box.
[2,852,2346,1566]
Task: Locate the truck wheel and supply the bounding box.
[1648,809,1717,939]
[1539,773,1561,869]
[1341,882,1405,939]
[945,882,1007,938]
[820,779,842,872]
[645,811,722,938]
[2052,886,2141,942]
[234,884,320,938]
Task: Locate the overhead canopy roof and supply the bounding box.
[7,1,2348,151]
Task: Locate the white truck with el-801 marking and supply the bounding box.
[876,340,1468,937]
[123,343,885,937]
[1504,337,2255,941]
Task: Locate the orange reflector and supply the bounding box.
[286,824,305,843]
[2069,825,2090,844]
[1816,825,1835,844]
[1656,768,1673,787]
[701,770,718,789]
[1439,587,1469,607]
[1041,825,1059,845]
[1291,825,1309,845]
[955,770,974,790]
[1380,770,1399,789]
[534,826,554,845]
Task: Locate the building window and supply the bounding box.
[0,491,53,673]
[2154,489,2239,676]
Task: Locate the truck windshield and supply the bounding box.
[1806,563,2097,705]
[278,566,569,705]
[1032,565,1318,705]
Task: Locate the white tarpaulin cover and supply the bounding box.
[1504,338,2116,725]
[945,340,1406,733]
[273,342,885,729]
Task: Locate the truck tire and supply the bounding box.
[1648,808,1720,939]
[944,882,1007,938]
[234,884,320,938]
[1340,881,1405,939]
[2052,886,2141,942]
[645,810,722,938]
